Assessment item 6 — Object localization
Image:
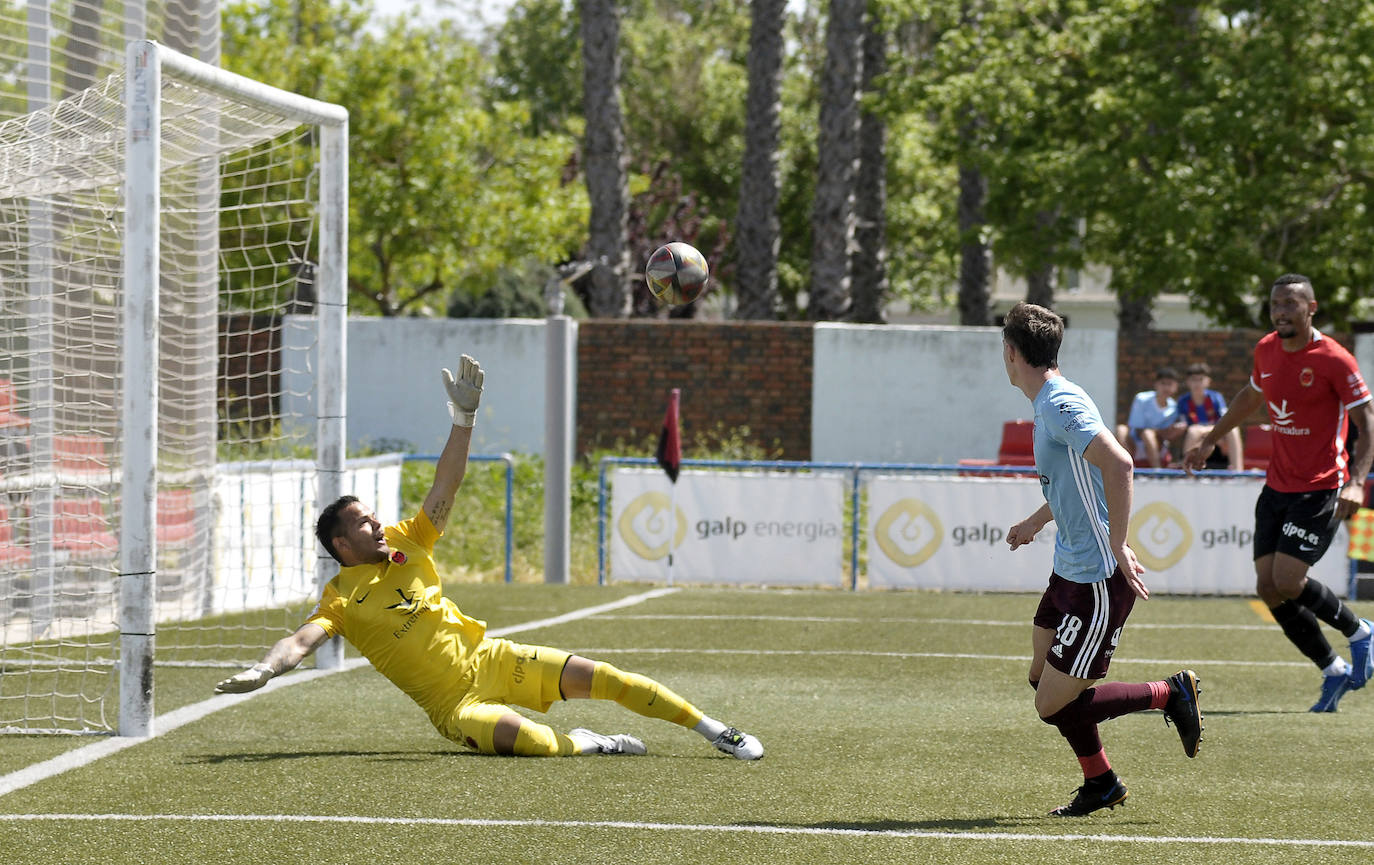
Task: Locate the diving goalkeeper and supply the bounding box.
[215,355,762,760]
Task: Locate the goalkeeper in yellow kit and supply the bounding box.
[215,355,762,760]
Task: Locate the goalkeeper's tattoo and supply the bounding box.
[428,499,452,526]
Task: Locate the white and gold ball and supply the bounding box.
[645,242,709,306]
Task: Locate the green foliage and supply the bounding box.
[222,0,588,318]
[8,590,1373,864]
[447,258,590,319]
[491,0,583,137]
[0,3,32,116]
[889,0,1374,329]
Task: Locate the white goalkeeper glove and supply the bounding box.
[215,663,274,694]
[442,354,484,428]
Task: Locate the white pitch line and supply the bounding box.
[565,646,1311,669]
[596,614,1277,631]
[0,813,1369,849]
[0,587,680,800]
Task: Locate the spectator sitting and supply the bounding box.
[1175,362,1244,471]
[1115,367,1184,468]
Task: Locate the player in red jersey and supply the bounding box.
[1183,274,1374,711]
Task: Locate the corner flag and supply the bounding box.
[656,388,681,482]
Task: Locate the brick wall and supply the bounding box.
[576,320,813,459]
[1114,328,1352,427]
[232,317,1353,461]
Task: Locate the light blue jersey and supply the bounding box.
[1033,376,1115,584]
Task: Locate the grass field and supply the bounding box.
[2,583,1372,864]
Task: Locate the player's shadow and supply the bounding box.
[753,815,1153,833]
[186,749,468,765]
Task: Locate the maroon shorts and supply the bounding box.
[1032,568,1136,680]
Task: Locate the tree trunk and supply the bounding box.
[956,159,991,325]
[809,0,865,320]
[580,0,631,317]
[60,0,106,98]
[1024,208,1058,308]
[733,0,787,320]
[1118,292,1154,336]
[850,10,888,324]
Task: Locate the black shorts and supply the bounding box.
[1032,568,1136,680]
[1253,485,1341,566]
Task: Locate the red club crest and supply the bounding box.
[1300,367,1315,387]
[390,550,407,565]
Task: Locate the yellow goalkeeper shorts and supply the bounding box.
[438,638,571,751]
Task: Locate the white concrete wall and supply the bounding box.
[283,317,1117,463]
[810,323,1118,464]
[282,316,549,457]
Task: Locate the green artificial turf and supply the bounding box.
[2,586,1371,864]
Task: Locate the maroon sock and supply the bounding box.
[1044,683,1158,728]
[1058,720,1104,759]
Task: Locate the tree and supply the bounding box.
[850,4,889,323]
[223,0,587,316]
[956,150,991,325]
[59,0,105,97]
[957,3,995,325]
[809,0,865,320]
[580,0,633,317]
[733,0,787,320]
[491,0,583,137]
[893,0,1374,332]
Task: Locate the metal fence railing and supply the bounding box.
[405,453,515,583]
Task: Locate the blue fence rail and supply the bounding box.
[405,453,516,583]
[596,457,1277,590]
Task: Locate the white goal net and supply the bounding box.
[0,40,348,735]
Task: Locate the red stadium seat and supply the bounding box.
[54,496,116,560]
[157,489,196,546]
[996,420,1036,466]
[0,502,31,568]
[0,378,28,430]
[958,420,1038,473]
[54,434,110,477]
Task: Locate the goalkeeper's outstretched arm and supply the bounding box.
[426,354,484,533]
[214,623,331,693]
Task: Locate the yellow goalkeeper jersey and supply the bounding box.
[306,510,487,728]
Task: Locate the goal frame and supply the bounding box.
[119,40,349,737]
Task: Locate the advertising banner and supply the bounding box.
[866,474,1350,596]
[867,475,1054,591]
[610,469,846,586]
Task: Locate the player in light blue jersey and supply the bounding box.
[1001,302,1204,817]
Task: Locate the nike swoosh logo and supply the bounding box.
[355,590,371,604]
[1299,544,1316,552]
[1261,373,1273,378]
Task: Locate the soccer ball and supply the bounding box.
[645,242,709,306]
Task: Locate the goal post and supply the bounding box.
[0,40,349,736]
[118,41,349,737]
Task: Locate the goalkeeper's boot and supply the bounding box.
[1162,669,1204,758]
[1348,619,1374,690]
[1310,671,1353,713]
[1048,775,1129,817]
[711,727,764,760]
[569,728,647,755]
